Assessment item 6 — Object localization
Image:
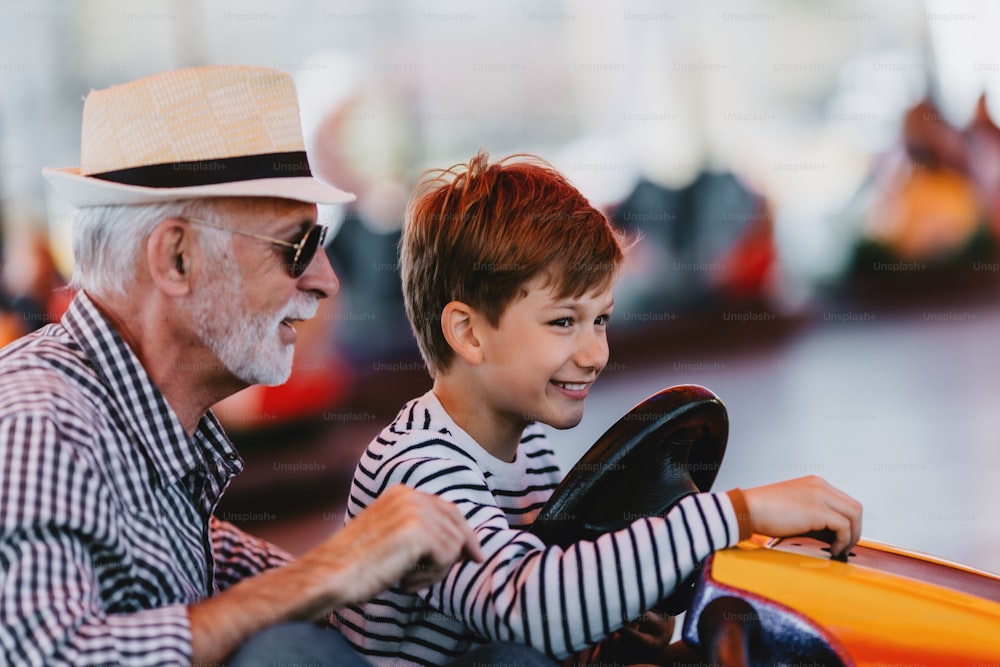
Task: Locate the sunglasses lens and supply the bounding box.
[288,226,325,277]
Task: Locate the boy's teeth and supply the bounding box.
[556,382,586,390]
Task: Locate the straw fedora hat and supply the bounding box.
[43,65,355,207]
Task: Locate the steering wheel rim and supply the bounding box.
[529,384,729,611]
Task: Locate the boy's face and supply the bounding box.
[475,276,614,432]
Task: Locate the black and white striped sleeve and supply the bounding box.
[376,452,741,660]
[0,414,192,666]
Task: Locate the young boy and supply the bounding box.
[334,151,862,666]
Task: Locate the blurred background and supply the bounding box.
[3,0,1000,575]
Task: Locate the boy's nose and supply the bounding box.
[575,331,609,374]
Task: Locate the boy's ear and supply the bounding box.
[441,300,484,365]
[147,218,196,297]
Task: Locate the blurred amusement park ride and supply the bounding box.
[842,93,1000,292]
[5,93,1000,434]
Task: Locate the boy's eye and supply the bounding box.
[549,317,573,328]
[595,314,611,326]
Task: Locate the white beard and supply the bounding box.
[191,257,318,386]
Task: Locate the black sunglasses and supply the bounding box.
[185,217,328,278]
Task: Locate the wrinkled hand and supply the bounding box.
[188,487,482,664]
[303,485,483,607]
[742,475,863,557]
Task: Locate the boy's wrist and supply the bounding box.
[726,488,753,541]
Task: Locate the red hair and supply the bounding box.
[401,150,628,376]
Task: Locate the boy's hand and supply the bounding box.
[741,475,863,557]
[570,610,675,666]
[614,609,675,664]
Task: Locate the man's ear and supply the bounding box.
[441,300,484,366]
[147,218,196,296]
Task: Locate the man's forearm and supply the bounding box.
[189,485,483,663]
[188,558,347,664]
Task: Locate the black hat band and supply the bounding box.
[89,151,312,188]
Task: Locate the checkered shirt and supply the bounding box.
[0,292,292,665]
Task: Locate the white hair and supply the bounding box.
[70,200,234,299]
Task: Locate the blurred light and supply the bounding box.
[553,135,639,209]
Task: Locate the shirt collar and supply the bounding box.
[420,390,528,477]
[60,292,243,488]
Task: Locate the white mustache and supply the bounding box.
[281,297,319,323]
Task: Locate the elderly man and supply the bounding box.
[0,66,555,667]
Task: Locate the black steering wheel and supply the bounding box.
[529,384,729,613]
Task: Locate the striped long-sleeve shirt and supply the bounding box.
[335,390,748,666]
[0,292,292,665]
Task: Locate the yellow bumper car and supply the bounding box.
[530,385,1000,666]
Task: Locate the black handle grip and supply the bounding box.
[799,529,849,562]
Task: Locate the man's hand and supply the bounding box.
[741,475,863,557]
[189,485,481,664]
[304,485,484,604]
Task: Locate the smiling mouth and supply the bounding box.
[552,381,589,391]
